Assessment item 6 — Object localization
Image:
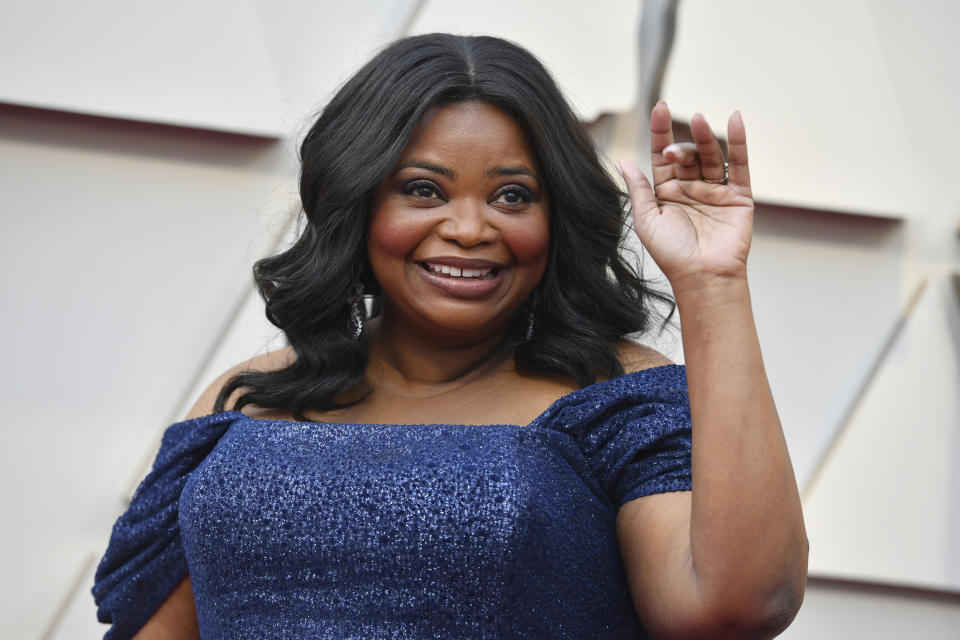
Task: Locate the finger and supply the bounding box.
[649,101,676,185]
[690,113,726,182]
[663,141,701,181]
[662,142,698,166]
[727,111,752,194]
[617,159,661,233]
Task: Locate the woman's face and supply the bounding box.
[368,101,549,342]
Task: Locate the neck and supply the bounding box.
[366,315,517,397]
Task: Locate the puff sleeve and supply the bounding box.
[91,411,241,640]
[533,365,692,508]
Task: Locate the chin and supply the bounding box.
[423,312,517,342]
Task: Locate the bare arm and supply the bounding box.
[615,104,807,638]
[132,576,201,640]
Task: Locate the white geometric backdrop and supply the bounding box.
[0,1,957,638]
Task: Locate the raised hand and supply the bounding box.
[616,103,808,640]
[618,101,754,295]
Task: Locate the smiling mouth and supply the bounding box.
[418,262,500,280]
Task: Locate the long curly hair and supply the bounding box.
[214,33,673,418]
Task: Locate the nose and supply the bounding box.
[436,198,498,247]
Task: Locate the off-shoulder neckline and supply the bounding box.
[194,364,686,431]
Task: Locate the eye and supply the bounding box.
[492,185,535,208]
[402,179,444,201]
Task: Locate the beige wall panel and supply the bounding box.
[0,106,293,637]
[803,277,960,591]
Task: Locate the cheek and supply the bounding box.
[505,217,550,267]
[368,209,424,261]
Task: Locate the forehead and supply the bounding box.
[399,102,539,169]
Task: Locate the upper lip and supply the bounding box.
[417,257,505,269]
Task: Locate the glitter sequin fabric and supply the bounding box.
[93,364,692,639]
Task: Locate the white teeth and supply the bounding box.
[423,262,495,279]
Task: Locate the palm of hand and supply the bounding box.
[620,103,755,288]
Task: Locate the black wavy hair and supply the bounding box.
[214,33,674,417]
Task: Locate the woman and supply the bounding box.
[93,34,807,639]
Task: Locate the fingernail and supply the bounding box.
[615,161,624,179]
[663,143,680,155]
[657,100,667,108]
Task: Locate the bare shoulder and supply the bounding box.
[615,340,674,374]
[183,347,295,420]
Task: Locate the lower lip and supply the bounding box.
[416,264,505,298]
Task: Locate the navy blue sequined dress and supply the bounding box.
[92,365,692,639]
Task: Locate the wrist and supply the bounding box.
[673,276,762,368]
[671,274,751,310]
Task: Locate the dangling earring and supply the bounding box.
[349,281,364,340]
[525,290,540,341]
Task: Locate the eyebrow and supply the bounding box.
[486,166,540,186]
[393,162,455,179]
[393,162,540,186]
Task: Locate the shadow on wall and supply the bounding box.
[0,103,282,169]
[755,203,903,251]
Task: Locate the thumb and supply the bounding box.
[617,160,660,234]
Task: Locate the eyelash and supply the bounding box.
[401,180,535,206]
[494,185,534,205]
[402,180,444,200]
